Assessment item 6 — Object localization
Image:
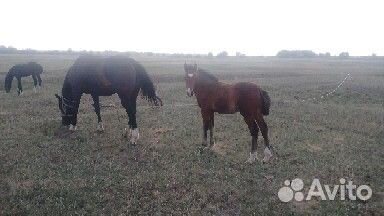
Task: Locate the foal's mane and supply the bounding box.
[197,69,218,83]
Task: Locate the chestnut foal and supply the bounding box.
[184,63,272,163]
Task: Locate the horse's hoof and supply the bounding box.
[203,146,211,150]
[123,128,129,138]
[245,158,254,164]
[69,124,77,131]
[202,142,210,150]
[262,157,272,163]
[202,140,208,147]
[130,128,140,145]
[246,152,259,164]
[262,147,272,163]
[96,123,104,132]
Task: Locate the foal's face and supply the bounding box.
[184,63,198,97]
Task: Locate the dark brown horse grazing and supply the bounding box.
[184,63,272,163]
[55,55,162,144]
[4,62,43,95]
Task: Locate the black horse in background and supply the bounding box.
[4,62,43,95]
[55,55,162,144]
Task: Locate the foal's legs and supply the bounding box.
[92,95,104,132]
[16,77,22,95]
[209,112,215,146]
[201,109,214,147]
[243,115,260,163]
[255,113,272,163]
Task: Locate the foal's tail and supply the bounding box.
[134,62,163,106]
[261,90,271,116]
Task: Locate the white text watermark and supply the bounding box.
[278,178,372,202]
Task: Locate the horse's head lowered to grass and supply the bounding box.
[55,93,76,127]
[55,56,163,141]
[4,62,43,94]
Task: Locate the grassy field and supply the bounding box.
[0,54,383,215]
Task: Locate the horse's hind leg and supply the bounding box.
[120,96,139,145]
[92,95,104,132]
[243,114,260,163]
[255,114,272,163]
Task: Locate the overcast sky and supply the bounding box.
[1,0,383,56]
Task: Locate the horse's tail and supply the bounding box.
[134,62,163,106]
[4,70,14,93]
[261,90,271,116]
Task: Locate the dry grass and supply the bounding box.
[0,54,383,215]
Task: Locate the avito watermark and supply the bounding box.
[278,178,372,202]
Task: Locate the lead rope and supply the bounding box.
[295,73,352,103]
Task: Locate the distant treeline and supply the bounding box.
[0,46,380,58]
[0,45,142,56]
[0,45,216,58]
[276,50,379,58]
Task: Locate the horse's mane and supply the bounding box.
[198,69,218,83]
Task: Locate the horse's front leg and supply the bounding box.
[37,74,42,87]
[201,109,211,148]
[92,95,104,132]
[32,75,38,93]
[69,99,81,131]
[209,111,215,147]
[16,77,23,95]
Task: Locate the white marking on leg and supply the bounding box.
[187,88,193,96]
[97,122,104,132]
[33,86,37,93]
[246,152,259,163]
[69,124,77,131]
[130,128,140,145]
[263,147,272,163]
[123,128,128,138]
